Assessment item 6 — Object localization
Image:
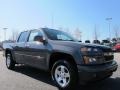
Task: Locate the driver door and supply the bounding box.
[23,30,48,69]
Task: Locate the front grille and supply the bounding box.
[101,48,112,52]
[100,47,113,62]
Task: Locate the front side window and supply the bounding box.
[28,30,43,42]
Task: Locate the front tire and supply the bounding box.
[51,60,78,90]
[6,53,15,70]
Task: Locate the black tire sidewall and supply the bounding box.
[51,60,77,90]
[6,53,15,69]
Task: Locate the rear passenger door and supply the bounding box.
[14,31,29,64]
[23,30,48,69]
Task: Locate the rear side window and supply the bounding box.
[18,31,29,42]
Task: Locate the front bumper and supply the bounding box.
[77,61,118,83]
[112,48,120,52]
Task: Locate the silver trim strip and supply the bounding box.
[15,53,44,59]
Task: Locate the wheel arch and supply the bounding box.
[49,52,78,72]
[5,49,12,57]
[5,49,15,62]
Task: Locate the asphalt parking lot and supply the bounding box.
[0,51,120,90]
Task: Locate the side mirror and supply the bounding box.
[34,35,45,43]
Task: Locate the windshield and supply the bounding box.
[103,40,110,43]
[93,40,100,44]
[43,28,76,41]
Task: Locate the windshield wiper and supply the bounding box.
[57,39,74,41]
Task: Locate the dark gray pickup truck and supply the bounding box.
[3,28,118,89]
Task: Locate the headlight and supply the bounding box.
[80,47,104,64]
[80,47,101,55]
[81,47,99,52]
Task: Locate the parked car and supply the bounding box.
[93,40,100,44]
[78,40,82,42]
[85,40,90,43]
[101,40,111,47]
[3,28,118,90]
[113,43,120,52]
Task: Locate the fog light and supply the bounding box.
[89,58,96,62]
[83,56,97,64]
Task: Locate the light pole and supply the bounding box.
[3,28,8,41]
[94,25,98,40]
[106,18,112,40]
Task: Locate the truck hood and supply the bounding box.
[49,40,111,51]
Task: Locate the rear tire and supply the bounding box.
[51,60,78,90]
[6,53,15,70]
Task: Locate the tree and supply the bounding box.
[106,38,111,41]
[74,28,82,41]
[113,26,120,40]
[93,25,100,40]
[58,27,70,33]
[65,28,70,34]
[112,38,117,43]
[9,29,20,41]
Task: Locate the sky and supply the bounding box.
[0,0,120,42]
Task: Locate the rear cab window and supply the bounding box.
[17,31,29,42]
